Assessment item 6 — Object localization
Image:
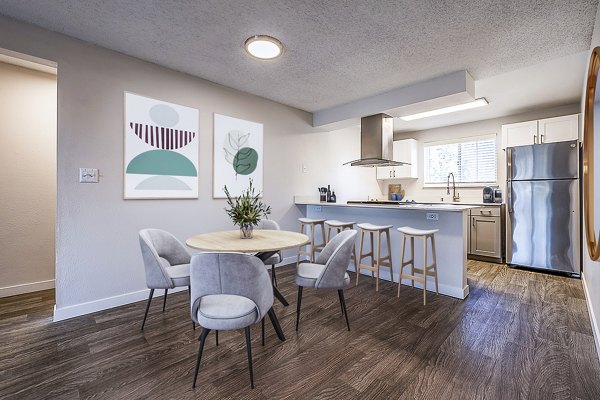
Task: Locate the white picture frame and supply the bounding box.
[124,92,199,199]
[213,113,263,198]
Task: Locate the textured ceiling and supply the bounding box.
[0,0,598,114]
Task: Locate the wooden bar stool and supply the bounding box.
[356,223,394,291]
[324,220,358,270]
[396,226,439,305]
[297,218,326,264]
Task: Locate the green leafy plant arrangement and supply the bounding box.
[223,179,271,227]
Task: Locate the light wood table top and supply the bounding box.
[186,229,309,253]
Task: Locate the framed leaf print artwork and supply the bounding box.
[124,92,199,199]
[213,113,263,198]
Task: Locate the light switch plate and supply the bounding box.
[79,168,99,183]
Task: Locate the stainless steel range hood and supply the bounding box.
[343,113,409,167]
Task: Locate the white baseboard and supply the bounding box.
[251,257,470,298]
[582,272,600,362]
[54,258,301,323]
[53,254,470,323]
[0,279,55,298]
[346,264,468,299]
[53,286,186,322]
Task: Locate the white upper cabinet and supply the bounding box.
[502,114,579,148]
[393,139,418,179]
[376,139,418,180]
[502,120,538,148]
[538,114,579,144]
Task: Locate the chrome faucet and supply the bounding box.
[447,172,460,202]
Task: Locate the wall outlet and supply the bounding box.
[314,206,322,212]
[426,212,439,221]
[302,163,308,173]
[79,168,99,183]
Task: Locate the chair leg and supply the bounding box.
[338,290,350,331]
[192,327,211,388]
[370,231,375,278]
[141,288,154,331]
[386,229,394,284]
[244,326,255,389]
[398,236,406,297]
[271,264,278,287]
[431,235,439,294]
[261,318,265,346]
[410,237,415,287]
[162,289,168,312]
[375,232,381,292]
[296,286,303,331]
[267,308,286,341]
[423,237,428,306]
[215,330,219,346]
[356,230,364,286]
[189,286,195,331]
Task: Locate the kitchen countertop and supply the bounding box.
[346,200,504,207]
[295,200,478,212]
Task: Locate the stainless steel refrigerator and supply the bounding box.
[506,140,580,276]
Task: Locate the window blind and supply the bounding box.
[424,135,497,185]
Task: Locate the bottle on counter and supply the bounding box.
[330,191,337,203]
[326,185,331,202]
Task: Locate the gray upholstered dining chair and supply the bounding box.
[259,219,282,286]
[138,229,191,330]
[190,252,275,389]
[295,229,357,331]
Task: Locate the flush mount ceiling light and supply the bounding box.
[399,98,489,121]
[244,35,283,60]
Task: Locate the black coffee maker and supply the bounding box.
[318,187,327,202]
[482,186,494,203]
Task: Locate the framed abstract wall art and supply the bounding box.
[124,92,199,199]
[213,113,263,198]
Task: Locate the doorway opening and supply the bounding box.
[0,48,57,301]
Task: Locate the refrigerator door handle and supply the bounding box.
[507,147,513,181]
[506,147,513,214]
[507,182,513,214]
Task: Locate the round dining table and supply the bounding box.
[186,229,309,254]
[186,229,309,342]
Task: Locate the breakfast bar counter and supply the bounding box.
[295,200,479,299]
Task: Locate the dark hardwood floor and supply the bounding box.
[2,260,600,399]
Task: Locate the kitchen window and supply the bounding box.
[423,134,497,186]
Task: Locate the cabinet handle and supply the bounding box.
[472,218,475,228]
[541,134,545,143]
[393,170,396,178]
[389,170,392,178]
[534,134,537,144]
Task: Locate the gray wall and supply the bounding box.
[0,15,382,318]
[0,61,56,296]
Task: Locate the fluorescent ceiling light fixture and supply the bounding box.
[245,35,283,60]
[399,98,489,121]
